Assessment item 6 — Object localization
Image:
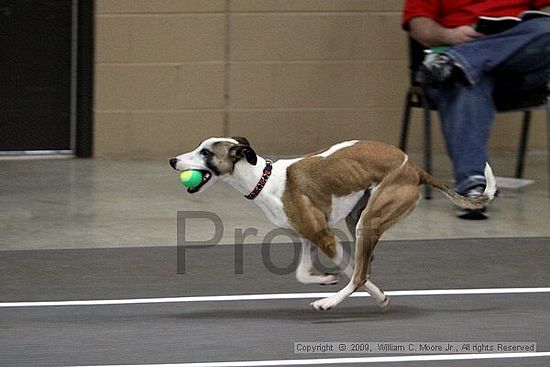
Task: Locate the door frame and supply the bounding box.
[75,0,94,158]
[0,0,93,158]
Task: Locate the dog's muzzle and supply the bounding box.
[169,158,213,194]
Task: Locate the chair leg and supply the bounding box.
[546,96,550,197]
[422,94,433,199]
[400,91,413,151]
[515,111,531,178]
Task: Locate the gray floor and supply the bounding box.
[1,153,550,366]
[0,153,549,251]
[1,239,550,366]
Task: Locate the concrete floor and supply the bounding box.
[0,152,549,251]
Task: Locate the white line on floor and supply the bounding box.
[1,287,550,308]
[74,351,550,367]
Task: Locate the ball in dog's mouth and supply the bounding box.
[186,170,212,193]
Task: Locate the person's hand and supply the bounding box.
[442,26,483,45]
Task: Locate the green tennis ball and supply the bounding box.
[179,170,203,189]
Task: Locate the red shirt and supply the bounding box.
[403,0,550,29]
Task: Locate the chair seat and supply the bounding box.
[494,86,549,111]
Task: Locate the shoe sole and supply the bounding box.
[457,208,488,220]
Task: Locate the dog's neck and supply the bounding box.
[226,156,270,197]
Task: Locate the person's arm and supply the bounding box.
[409,17,483,47]
[539,5,550,12]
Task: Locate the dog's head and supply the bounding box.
[169,137,257,194]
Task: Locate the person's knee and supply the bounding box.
[518,17,550,36]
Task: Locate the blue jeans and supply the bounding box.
[428,17,550,188]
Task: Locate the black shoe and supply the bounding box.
[456,184,489,220]
[416,53,470,87]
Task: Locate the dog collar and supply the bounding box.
[245,160,273,200]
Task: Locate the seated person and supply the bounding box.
[402,0,550,219]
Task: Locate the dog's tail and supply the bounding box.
[417,163,497,210]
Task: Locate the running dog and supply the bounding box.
[169,137,496,311]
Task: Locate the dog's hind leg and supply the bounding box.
[345,189,370,241]
[310,173,420,311]
[337,247,388,309]
[285,192,389,311]
[309,214,385,311]
[295,241,338,285]
[345,191,376,277]
[345,190,387,302]
[352,178,421,311]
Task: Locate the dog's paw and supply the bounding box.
[379,296,391,311]
[310,297,337,311]
[296,272,339,285]
[319,273,339,285]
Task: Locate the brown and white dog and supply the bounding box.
[169,137,496,311]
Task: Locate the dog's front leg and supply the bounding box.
[295,241,338,285]
[285,192,361,310]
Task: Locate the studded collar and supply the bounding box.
[244,160,273,200]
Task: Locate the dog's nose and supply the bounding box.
[169,158,178,170]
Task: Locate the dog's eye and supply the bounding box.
[200,149,212,156]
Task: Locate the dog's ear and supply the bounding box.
[231,136,251,146]
[228,144,258,165]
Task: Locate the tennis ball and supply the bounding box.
[179,170,203,189]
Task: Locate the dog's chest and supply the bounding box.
[328,190,366,225]
[254,159,300,229]
[259,201,290,228]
